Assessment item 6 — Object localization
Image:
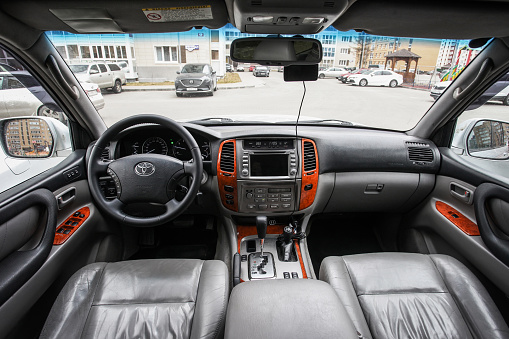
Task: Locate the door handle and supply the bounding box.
[56,187,76,210]
[450,182,473,204]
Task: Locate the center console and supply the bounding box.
[225,279,359,339]
[217,137,318,214]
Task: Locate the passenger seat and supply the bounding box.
[319,253,509,339]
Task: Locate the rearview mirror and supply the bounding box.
[467,120,509,159]
[230,37,322,66]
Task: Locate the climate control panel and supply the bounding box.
[238,183,297,213]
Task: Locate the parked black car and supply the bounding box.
[253,66,270,77]
[175,63,217,97]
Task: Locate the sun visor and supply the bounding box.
[50,9,123,33]
[232,0,350,34]
[0,0,228,34]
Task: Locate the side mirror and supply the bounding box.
[0,117,71,159]
[212,71,216,75]
[89,69,99,75]
[230,37,322,66]
[176,71,181,74]
[466,120,509,159]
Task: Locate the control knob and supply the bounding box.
[290,169,297,176]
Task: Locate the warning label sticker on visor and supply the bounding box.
[143,5,213,22]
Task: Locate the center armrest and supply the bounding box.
[224,279,358,339]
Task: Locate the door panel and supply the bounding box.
[474,183,509,266]
[0,188,57,306]
[403,171,509,296]
[0,178,122,337]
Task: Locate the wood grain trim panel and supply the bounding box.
[237,225,308,279]
[53,207,90,245]
[293,240,308,279]
[217,139,238,211]
[436,201,480,236]
[299,138,318,210]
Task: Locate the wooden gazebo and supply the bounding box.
[384,49,421,83]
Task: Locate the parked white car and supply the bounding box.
[348,70,403,87]
[0,71,105,122]
[81,82,105,110]
[318,67,348,79]
[116,61,138,81]
[69,63,126,93]
[431,76,509,104]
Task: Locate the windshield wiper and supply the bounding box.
[188,117,236,124]
[188,117,280,125]
[278,119,354,126]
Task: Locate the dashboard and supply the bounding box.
[99,123,441,217]
[114,127,211,161]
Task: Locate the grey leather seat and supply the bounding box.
[40,259,229,339]
[320,253,509,339]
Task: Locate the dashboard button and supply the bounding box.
[255,194,266,198]
[259,204,268,209]
[270,204,279,209]
[225,194,234,199]
[282,203,291,208]
[281,193,292,198]
[246,192,253,199]
[255,198,266,203]
[224,185,234,192]
[281,198,292,202]
[268,198,279,203]
[255,188,266,193]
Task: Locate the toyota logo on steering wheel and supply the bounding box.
[134,162,155,176]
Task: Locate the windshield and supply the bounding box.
[46,27,486,130]
[69,65,88,73]
[181,64,205,73]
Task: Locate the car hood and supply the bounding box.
[176,73,209,79]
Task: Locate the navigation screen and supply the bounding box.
[250,154,288,176]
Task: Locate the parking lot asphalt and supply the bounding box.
[99,72,508,130]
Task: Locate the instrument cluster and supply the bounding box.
[116,128,211,161]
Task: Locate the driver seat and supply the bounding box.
[40,259,229,339]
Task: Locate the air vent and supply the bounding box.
[406,141,429,147]
[220,142,235,173]
[101,148,110,161]
[408,147,434,163]
[251,0,262,5]
[324,1,335,7]
[303,141,317,172]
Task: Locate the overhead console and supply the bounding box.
[217,138,318,214]
[230,0,349,34]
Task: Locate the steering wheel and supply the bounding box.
[87,114,203,227]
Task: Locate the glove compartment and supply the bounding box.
[324,172,434,213]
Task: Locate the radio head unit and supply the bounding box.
[240,139,298,178]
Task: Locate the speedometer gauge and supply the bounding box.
[142,137,168,155]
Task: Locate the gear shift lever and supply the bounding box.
[256,216,267,257]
